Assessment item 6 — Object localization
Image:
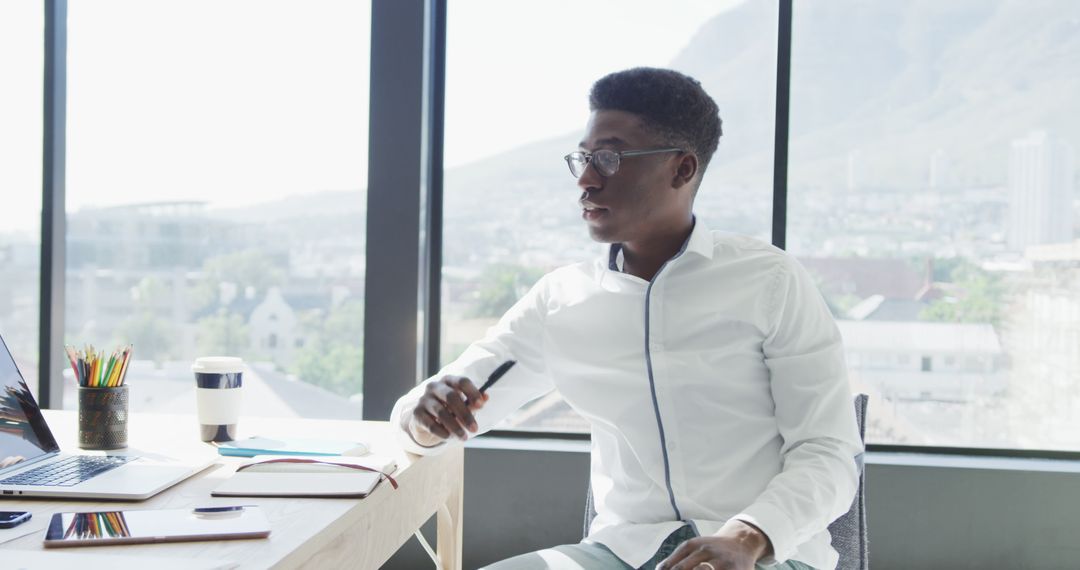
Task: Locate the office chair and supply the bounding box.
[582,393,870,570]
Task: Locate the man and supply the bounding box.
[390,67,861,570]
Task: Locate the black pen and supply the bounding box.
[478,360,516,394]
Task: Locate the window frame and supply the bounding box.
[33,0,1080,460]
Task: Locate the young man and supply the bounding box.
[390,68,861,570]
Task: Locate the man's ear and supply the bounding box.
[671,153,699,190]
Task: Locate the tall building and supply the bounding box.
[1008,131,1075,251]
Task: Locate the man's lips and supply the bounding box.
[581,201,609,221]
[580,200,609,212]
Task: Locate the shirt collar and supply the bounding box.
[607,215,714,272]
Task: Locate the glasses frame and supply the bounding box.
[563,147,683,178]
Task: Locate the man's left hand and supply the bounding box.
[656,519,772,570]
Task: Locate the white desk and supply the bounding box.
[0,410,464,569]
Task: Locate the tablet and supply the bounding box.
[43,505,270,548]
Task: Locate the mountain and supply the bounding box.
[230,0,1080,255]
[446,0,1080,200]
[784,0,1078,190]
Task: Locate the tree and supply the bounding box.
[115,276,177,364]
[290,300,364,397]
[920,262,1004,325]
[467,264,545,318]
[191,250,286,313]
[196,311,250,356]
[117,312,175,365]
[292,342,363,397]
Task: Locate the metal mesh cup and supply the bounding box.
[78,385,129,450]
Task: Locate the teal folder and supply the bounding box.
[215,436,369,457]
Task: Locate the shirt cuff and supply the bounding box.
[731,502,797,565]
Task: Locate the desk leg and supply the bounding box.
[436,448,464,570]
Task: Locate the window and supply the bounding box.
[441,0,778,432]
[0,1,43,397]
[790,2,1080,450]
[63,0,371,417]
[26,0,1078,457]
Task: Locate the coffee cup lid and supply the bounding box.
[192,356,244,374]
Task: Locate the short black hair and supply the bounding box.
[589,67,722,175]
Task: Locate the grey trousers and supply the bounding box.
[480,525,817,570]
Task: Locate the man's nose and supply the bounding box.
[576,161,603,192]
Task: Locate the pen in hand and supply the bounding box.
[409,360,516,444]
[478,360,516,395]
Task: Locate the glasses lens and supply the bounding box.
[565,152,587,178]
[593,150,620,177]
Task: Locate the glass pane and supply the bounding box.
[789,1,1080,450]
[442,0,778,432]
[0,2,43,398]
[64,1,370,419]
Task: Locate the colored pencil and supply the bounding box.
[66,344,133,388]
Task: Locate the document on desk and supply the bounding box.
[211,455,398,498]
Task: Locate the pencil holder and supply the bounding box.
[78,385,129,450]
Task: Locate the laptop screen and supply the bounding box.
[0,335,59,473]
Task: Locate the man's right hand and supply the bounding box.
[405,375,488,445]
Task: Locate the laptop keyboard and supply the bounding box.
[0,455,136,487]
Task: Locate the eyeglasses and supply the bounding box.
[562,147,683,178]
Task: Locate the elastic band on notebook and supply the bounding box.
[235,458,399,490]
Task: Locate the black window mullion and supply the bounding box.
[423,0,446,379]
[39,0,67,408]
[771,0,793,250]
[362,0,439,420]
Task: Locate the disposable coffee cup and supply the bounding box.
[192,356,244,442]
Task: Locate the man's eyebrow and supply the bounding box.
[578,136,627,149]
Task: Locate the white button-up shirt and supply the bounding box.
[391,218,862,569]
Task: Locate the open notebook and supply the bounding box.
[211,455,397,498]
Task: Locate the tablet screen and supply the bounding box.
[43,505,270,547]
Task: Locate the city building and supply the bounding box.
[838,320,1005,402]
[1008,130,1075,251]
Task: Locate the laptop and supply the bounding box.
[0,334,214,500]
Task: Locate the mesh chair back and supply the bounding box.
[829,393,869,570]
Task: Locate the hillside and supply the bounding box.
[227,0,1080,245]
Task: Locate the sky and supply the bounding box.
[1,0,741,233]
